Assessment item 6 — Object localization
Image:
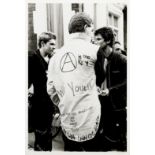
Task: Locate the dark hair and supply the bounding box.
[38,32,56,48]
[94,27,115,48]
[68,12,93,34]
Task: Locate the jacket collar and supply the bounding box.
[69,33,91,42]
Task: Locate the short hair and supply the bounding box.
[68,12,93,34]
[94,27,115,48]
[38,32,56,48]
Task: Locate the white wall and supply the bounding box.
[118,13,124,49]
[107,3,124,48]
[84,3,94,21]
[62,3,74,44]
[33,3,47,36]
[96,3,107,29]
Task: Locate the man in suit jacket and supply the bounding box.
[28,32,56,151]
[114,41,127,56]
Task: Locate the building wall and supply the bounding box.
[46,3,64,48]
[33,3,47,36]
[63,4,74,44]
[28,3,127,50]
[107,3,124,48]
[123,6,127,51]
[95,3,107,28]
[28,3,37,52]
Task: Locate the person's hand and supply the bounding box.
[28,85,34,98]
[97,87,102,95]
[28,92,33,98]
[97,87,109,96]
[100,88,109,96]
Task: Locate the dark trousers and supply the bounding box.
[62,126,103,151]
[29,98,53,151]
[99,96,127,151]
[34,129,52,151]
[34,105,53,151]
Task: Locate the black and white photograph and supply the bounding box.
[27,0,128,153]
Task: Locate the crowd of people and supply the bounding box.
[28,12,127,151]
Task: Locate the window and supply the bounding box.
[109,13,112,25]
[114,16,118,27]
[71,3,83,13]
[108,13,119,40]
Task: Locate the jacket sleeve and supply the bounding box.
[95,48,106,87]
[108,53,127,109]
[109,53,127,91]
[47,55,60,106]
[28,53,35,88]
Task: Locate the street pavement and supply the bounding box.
[52,130,64,151]
[28,130,64,151]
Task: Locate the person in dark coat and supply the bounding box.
[94,27,127,151]
[114,41,127,56]
[28,32,56,151]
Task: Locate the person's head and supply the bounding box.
[68,12,94,38]
[94,27,115,49]
[38,32,56,56]
[114,41,122,53]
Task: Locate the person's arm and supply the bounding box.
[28,53,34,88]
[109,53,127,91]
[95,48,106,87]
[47,54,60,106]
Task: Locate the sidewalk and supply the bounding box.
[28,130,64,151]
[52,130,64,151]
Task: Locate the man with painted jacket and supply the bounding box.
[47,13,102,151]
